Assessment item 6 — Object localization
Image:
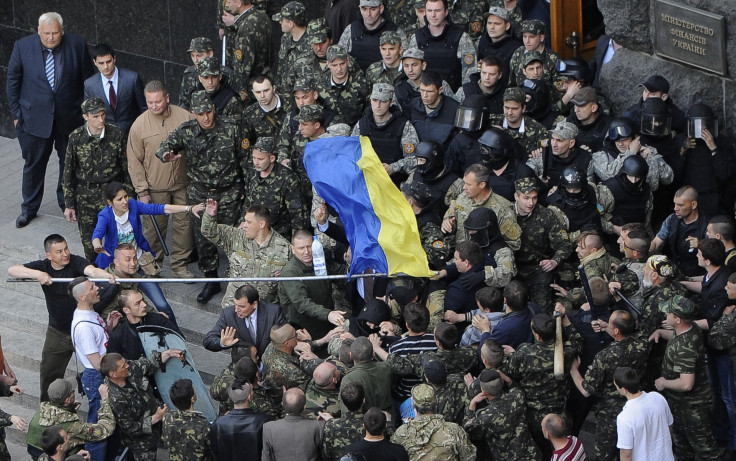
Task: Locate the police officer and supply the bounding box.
[463,207,517,288]
[528,120,593,190]
[565,86,610,153]
[394,48,455,116]
[224,0,272,99]
[338,0,407,72]
[445,95,492,176]
[410,71,460,149]
[197,57,243,118]
[597,155,653,236]
[478,127,537,202]
[455,56,507,115]
[476,6,522,80]
[273,1,310,93]
[179,37,237,111]
[318,45,369,126]
[406,141,461,218]
[546,165,601,237]
[401,182,451,269]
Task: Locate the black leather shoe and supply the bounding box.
[15,212,36,228]
[197,282,221,304]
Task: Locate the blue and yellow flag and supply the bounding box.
[303,136,433,278]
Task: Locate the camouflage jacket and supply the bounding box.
[210,363,282,419]
[34,399,115,450]
[638,280,689,337]
[566,249,620,308]
[483,246,517,288]
[508,45,560,86]
[448,0,488,41]
[156,116,246,191]
[582,335,650,401]
[180,65,242,110]
[609,258,646,308]
[63,123,130,208]
[230,7,272,97]
[322,411,364,461]
[444,190,522,251]
[242,162,309,237]
[515,203,573,274]
[488,0,523,39]
[421,218,453,270]
[387,346,477,377]
[661,325,712,405]
[434,374,470,425]
[261,343,310,391]
[590,146,674,192]
[240,98,287,158]
[277,33,313,92]
[504,325,583,412]
[391,414,477,461]
[463,387,541,461]
[305,381,341,419]
[201,212,291,305]
[162,410,213,461]
[385,0,416,30]
[365,61,408,88]
[489,114,548,157]
[318,72,370,127]
[709,311,736,373]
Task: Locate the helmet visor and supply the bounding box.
[687,117,718,139]
[454,107,483,131]
[607,124,633,141]
[640,114,671,136]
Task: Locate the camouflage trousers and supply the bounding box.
[594,400,624,461]
[0,433,9,461]
[668,394,721,461]
[518,266,556,313]
[187,185,242,274]
[74,185,108,264]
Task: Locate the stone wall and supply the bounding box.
[597,0,735,133]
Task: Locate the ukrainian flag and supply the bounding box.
[304,136,433,278]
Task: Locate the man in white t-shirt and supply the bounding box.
[70,276,110,461]
[615,366,674,461]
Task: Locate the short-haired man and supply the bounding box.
[162,379,213,461]
[338,0,407,71]
[366,31,407,87]
[541,413,587,460]
[508,19,560,86]
[339,337,393,414]
[262,388,324,460]
[127,79,195,279]
[488,87,547,158]
[566,86,610,153]
[476,7,521,81]
[210,382,273,460]
[240,75,286,158]
[304,362,342,418]
[204,284,286,357]
[180,37,216,110]
[292,105,329,201]
[317,45,369,127]
[410,70,460,149]
[343,408,410,460]
[476,279,535,349]
[408,0,477,92]
[84,43,146,134]
[37,426,89,461]
[197,57,243,118]
[274,1,311,93]
[527,120,593,189]
[260,323,311,390]
[7,234,114,402]
[393,48,455,116]
[455,56,507,115]
[321,382,366,460]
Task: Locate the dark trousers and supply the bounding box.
[15,120,68,214]
[40,326,74,402]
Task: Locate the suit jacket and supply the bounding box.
[7,32,94,138]
[590,34,612,90]
[262,415,323,461]
[84,67,147,133]
[203,301,286,357]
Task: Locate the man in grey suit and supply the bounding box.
[262,388,324,461]
[84,43,147,134]
[203,284,286,357]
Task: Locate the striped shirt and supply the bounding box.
[388,333,437,401]
[551,436,587,461]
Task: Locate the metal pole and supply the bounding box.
[149,215,170,256]
[7,273,390,284]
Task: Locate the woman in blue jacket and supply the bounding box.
[92,182,201,327]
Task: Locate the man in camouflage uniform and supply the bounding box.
[508,19,560,86]
[321,382,365,461]
[652,296,722,460]
[305,361,342,418]
[240,75,286,161]
[201,199,291,306]
[558,232,620,309]
[441,163,522,251]
[318,45,369,127]
[162,379,213,461]
[180,38,215,110]
[401,182,451,269]
[25,377,114,457]
[101,349,183,461]
[387,0,421,31]
[489,0,522,39]
[273,1,310,93]
[156,90,246,304]
[63,97,130,263]
[421,354,468,425]
[197,57,243,119]
[224,0,271,101]
[366,31,407,87]
[569,310,650,461]
[464,369,540,461]
[242,136,307,237]
[448,0,487,41]
[210,354,282,419]
[393,48,456,116]
[289,104,329,203]
[489,87,548,158]
[209,346,256,416]
[513,177,573,311]
[282,18,332,91]
[261,323,310,391]
[391,383,476,461]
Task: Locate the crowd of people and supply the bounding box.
[4,0,736,460]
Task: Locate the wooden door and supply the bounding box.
[549,0,605,60]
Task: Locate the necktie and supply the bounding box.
[108,80,117,111]
[245,316,256,341]
[45,49,55,91]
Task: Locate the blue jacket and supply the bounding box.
[479,307,535,352]
[92,199,166,268]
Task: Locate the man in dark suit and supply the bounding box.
[7,12,94,228]
[84,43,147,134]
[589,34,619,90]
[203,284,286,357]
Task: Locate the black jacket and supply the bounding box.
[210,408,273,461]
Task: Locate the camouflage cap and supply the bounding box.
[360,0,382,6]
[254,136,276,153]
[411,383,436,408]
[515,177,538,194]
[503,87,526,104]
[323,123,351,137]
[190,90,214,114]
[307,18,329,45]
[272,1,306,22]
[570,86,598,106]
[371,83,394,102]
[326,45,349,62]
[188,37,214,53]
[520,19,545,35]
[550,121,579,139]
[484,6,510,21]
[293,77,318,93]
[414,0,426,7]
[401,47,424,61]
[380,30,402,45]
[81,97,106,114]
[647,255,675,278]
[659,295,698,320]
[197,56,222,77]
[521,50,544,67]
[296,104,324,122]
[401,181,432,208]
[48,377,76,404]
[421,353,447,384]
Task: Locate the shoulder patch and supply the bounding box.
[241,138,250,149]
[235,49,243,61]
[431,240,444,249]
[470,21,482,34]
[463,54,475,66]
[238,90,248,101]
[404,143,415,154]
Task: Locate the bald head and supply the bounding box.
[283,388,306,414]
[313,361,338,388]
[542,413,566,439]
[270,324,295,345]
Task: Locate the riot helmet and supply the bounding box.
[556,58,593,84]
[560,165,589,208]
[339,454,367,461]
[464,207,500,249]
[521,79,550,118]
[415,141,445,179]
[454,94,489,132]
[478,127,513,170]
[686,103,718,139]
[620,155,649,192]
[640,97,671,137]
[560,165,585,189]
[606,118,635,142]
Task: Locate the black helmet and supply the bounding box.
[521,79,550,118]
[454,94,489,132]
[686,103,718,139]
[415,141,444,179]
[560,165,584,189]
[640,97,671,137]
[478,127,513,169]
[606,118,635,141]
[339,454,367,461]
[464,207,500,248]
[386,274,422,308]
[556,58,593,84]
[620,155,648,179]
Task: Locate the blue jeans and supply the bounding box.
[137,269,179,330]
[707,349,736,450]
[81,368,106,461]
